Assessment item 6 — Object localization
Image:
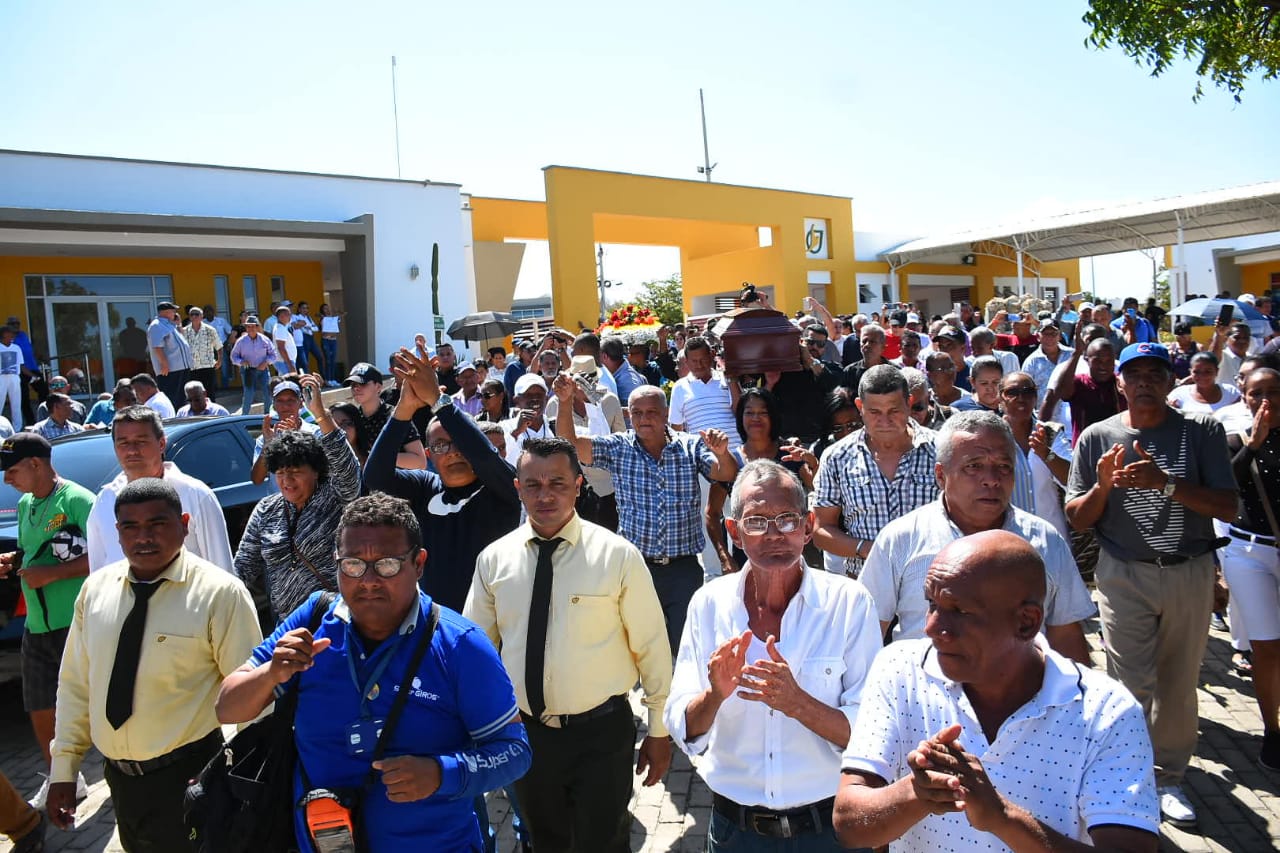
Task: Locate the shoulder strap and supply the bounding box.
[365,602,440,782]
[1249,458,1280,542]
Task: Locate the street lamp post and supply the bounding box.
[597,244,623,323]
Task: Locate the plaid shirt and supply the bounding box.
[589,429,715,558]
[29,418,83,441]
[812,424,940,576]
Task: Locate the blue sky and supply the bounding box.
[2,0,1277,301]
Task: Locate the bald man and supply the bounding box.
[835,531,1158,852]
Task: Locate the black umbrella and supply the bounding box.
[445,311,524,343]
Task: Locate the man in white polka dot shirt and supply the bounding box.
[833,531,1158,852]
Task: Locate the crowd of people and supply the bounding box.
[0,288,1278,853]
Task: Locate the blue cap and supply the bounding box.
[1116,341,1170,370]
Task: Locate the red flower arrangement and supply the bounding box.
[597,304,661,339]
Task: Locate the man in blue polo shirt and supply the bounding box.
[146,301,194,408]
[216,492,530,852]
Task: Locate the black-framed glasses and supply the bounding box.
[911,402,928,412]
[830,422,857,436]
[428,441,457,456]
[337,550,418,579]
[481,391,502,399]
[738,512,804,536]
[1001,387,1037,399]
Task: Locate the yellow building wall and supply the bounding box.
[0,256,326,327]
[682,245,785,304]
[1241,261,1280,296]
[541,168,856,327]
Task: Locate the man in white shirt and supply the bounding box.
[0,326,26,430]
[835,531,1159,853]
[859,410,1095,664]
[501,374,552,465]
[271,305,297,374]
[293,301,323,375]
[665,460,881,851]
[668,336,740,450]
[129,373,175,419]
[85,406,233,572]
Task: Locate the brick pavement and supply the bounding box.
[3,616,1279,852]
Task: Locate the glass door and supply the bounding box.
[44,298,155,397]
[47,301,104,398]
[104,301,156,388]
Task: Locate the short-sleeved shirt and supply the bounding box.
[272,322,297,364]
[841,638,1159,852]
[668,373,741,450]
[251,591,520,852]
[811,426,939,576]
[146,317,194,372]
[1067,375,1125,445]
[589,430,716,558]
[859,499,1096,638]
[18,479,96,632]
[182,323,222,370]
[1066,410,1236,562]
[0,342,23,375]
[1021,346,1072,409]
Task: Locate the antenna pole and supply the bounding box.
[391,56,403,179]
[699,88,714,182]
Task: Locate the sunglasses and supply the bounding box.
[481,391,502,399]
[1001,387,1037,399]
[911,402,928,412]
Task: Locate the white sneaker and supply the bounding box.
[27,772,89,809]
[1157,785,1197,827]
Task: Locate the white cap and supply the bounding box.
[906,312,920,323]
[1239,293,1257,305]
[513,374,547,396]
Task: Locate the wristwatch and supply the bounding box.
[430,393,453,414]
[1162,471,1177,498]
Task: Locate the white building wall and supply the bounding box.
[0,151,471,366]
[1179,230,1280,296]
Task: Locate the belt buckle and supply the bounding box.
[749,812,792,838]
[118,759,145,777]
[649,556,671,566]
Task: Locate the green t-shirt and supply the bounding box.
[18,479,95,633]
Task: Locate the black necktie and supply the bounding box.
[524,538,563,720]
[105,581,163,729]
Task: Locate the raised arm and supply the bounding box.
[551,372,595,462]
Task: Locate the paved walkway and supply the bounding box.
[3,616,1279,852]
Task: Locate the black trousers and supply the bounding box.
[102,736,220,853]
[156,369,189,409]
[192,367,218,401]
[514,703,635,853]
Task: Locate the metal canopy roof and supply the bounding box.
[882,180,1280,268]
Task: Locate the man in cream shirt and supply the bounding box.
[47,478,261,850]
[465,436,672,853]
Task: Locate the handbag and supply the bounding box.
[184,592,335,853]
[1249,458,1280,554]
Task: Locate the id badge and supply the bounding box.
[345,718,384,757]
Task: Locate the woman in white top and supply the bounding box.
[1168,351,1241,413]
[318,303,342,386]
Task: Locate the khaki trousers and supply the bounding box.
[1095,548,1214,787]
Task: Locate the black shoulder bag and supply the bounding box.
[184,592,335,853]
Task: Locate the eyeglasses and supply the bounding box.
[1001,387,1037,399]
[830,422,857,436]
[737,512,804,536]
[927,364,956,373]
[911,402,928,412]
[427,441,457,456]
[337,550,417,579]
[480,391,502,399]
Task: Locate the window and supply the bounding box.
[170,428,248,489]
[242,276,258,313]
[213,276,230,320]
[270,276,286,303]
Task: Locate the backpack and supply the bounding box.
[183,592,334,853]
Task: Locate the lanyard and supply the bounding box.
[345,624,403,719]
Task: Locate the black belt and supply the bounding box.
[644,554,697,566]
[1230,527,1278,547]
[521,694,629,729]
[712,793,834,838]
[106,729,222,778]
[1136,554,1191,567]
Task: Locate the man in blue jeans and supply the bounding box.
[229,316,275,414]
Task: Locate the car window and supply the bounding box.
[170,428,249,489]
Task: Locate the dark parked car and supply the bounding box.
[0,416,273,645]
